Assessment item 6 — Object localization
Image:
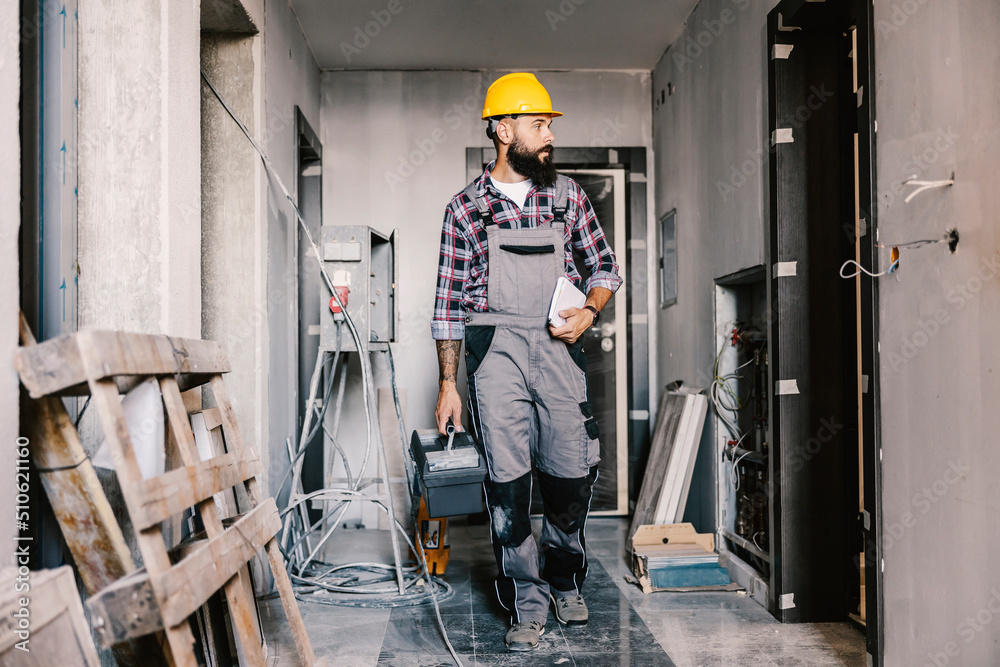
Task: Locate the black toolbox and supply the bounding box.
[410,429,487,518]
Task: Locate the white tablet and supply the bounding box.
[547,276,587,327]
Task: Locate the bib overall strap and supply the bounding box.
[464,182,494,226]
[552,174,569,223]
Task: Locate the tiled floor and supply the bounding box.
[261,518,865,666]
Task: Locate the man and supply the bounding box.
[431,72,622,651]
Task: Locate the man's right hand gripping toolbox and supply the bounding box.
[410,429,487,518]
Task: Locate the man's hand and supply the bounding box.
[435,381,463,434]
[549,287,611,344]
[548,307,593,344]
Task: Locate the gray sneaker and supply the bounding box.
[551,593,589,626]
[505,620,545,651]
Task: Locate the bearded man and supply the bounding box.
[430,72,621,651]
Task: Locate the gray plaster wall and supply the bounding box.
[77,0,201,338]
[319,69,652,523]
[202,0,320,497]
[0,0,20,566]
[201,30,265,479]
[263,0,321,496]
[76,0,202,559]
[873,1,1000,663]
[651,0,779,533]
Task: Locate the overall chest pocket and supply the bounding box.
[499,244,555,255]
[488,235,562,316]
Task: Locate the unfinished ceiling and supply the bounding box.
[288,0,700,71]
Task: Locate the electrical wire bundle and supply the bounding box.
[711,332,753,465]
[713,326,769,562]
[201,71,463,665]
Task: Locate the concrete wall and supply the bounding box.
[201,0,320,496]
[76,0,202,557]
[873,1,1000,663]
[263,0,321,495]
[201,29,266,482]
[651,0,779,532]
[78,0,201,338]
[0,0,21,567]
[319,69,652,522]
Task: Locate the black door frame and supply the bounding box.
[767,0,882,662]
[294,107,325,522]
[465,146,651,510]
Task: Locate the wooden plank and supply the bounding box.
[86,568,161,649]
[151,498,280,628]
[210,375,320,667]
[0,566,101,665]
[201,406,223,432]
[159,376,266,665]
[21,396,133,591]
[0,567,69,654]
[633,523,716,553]
[87,378,200,665]
[128,448,262,530]
[629,391,687,549]
[377,387,409,531]
[190,409,240,518]
[15,329,229,398]
[86,521,248,649]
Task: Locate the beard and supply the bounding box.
[506,135,558,188]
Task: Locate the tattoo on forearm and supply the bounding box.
[437,340,461,384]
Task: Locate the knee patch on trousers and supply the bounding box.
[537,467,597,535]
[485,472,533,547]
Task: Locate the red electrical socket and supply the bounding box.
[329,286,350,314]
[731,328,739,346]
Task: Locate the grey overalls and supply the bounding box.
[463,174,601,625]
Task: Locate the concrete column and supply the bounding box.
[77,0,201,337]
[0,0,22,567]
[200,31,269,476]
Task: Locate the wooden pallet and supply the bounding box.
[15,328,320,667]
[0,566,101,666]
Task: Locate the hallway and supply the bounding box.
[262,519,865,666]
[6,0,1000,665]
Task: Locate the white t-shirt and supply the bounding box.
[491,177,533,211]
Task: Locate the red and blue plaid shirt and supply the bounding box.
[431,162,622,340]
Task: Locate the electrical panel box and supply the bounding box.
[713,265,770,608]
[319,225,398,352]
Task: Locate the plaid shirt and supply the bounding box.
[431,162,622,340]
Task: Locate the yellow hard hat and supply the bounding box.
[481,73,563,120]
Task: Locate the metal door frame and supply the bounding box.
[767,0,882,660]
[562,167,628,516]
